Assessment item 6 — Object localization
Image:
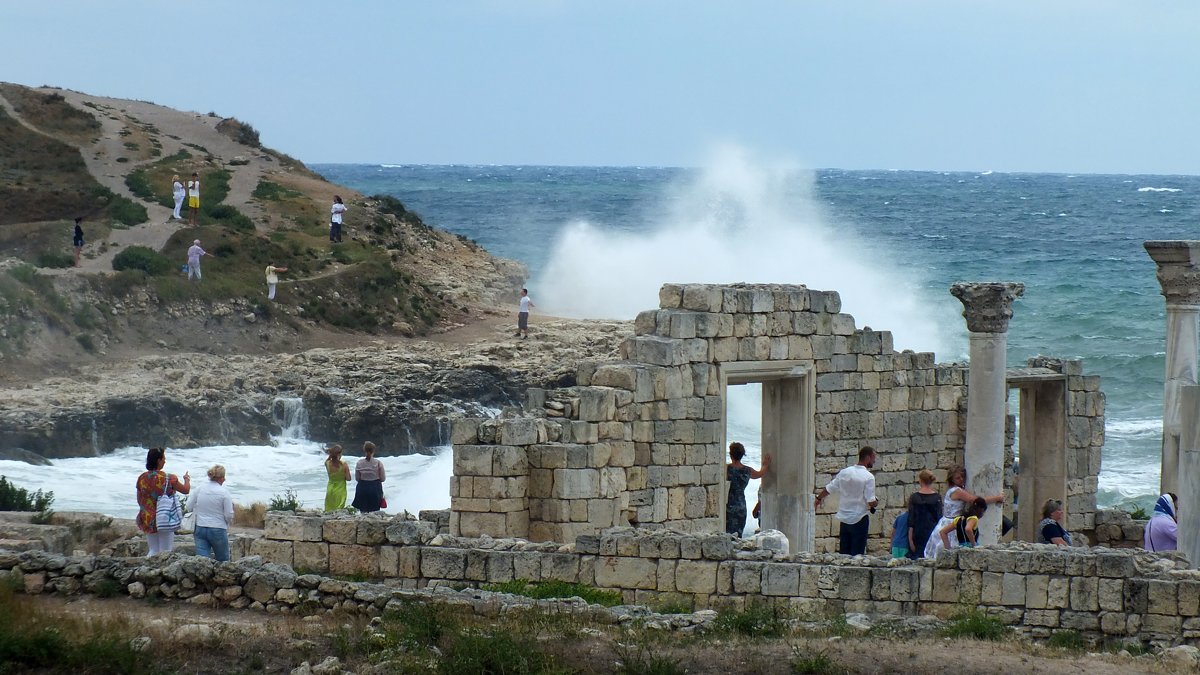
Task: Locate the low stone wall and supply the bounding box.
[1091,508,1149,549]
[248,512,1198,643]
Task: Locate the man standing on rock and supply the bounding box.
[814,446,878,555]
[186,239,207,282]
[515,288,535,339]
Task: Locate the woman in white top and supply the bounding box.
[171,175,185,220]
[330,195,347,243]
[187,464,235,561]
[923,465,1005,559]
[351,441,386,512]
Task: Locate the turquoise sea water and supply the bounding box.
[315,161,1200,511]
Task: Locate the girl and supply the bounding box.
[324,445,351,511]
[351,441,386,512]
[923,465,1005,558]
[940,497,988,550]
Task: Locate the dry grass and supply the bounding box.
[232,502,266,528]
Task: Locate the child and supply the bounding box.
[891,510,911,559]
[939,497,987,550]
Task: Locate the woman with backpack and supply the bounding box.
[135,447,190,555]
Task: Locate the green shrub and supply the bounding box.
[76,333,96,353]
[0,587,147,674]
[941,607,1008,641]
[106,194,147,227]
[205,204,255,231]
[0,476,54,511]
[437,630,553,675]
[791,651,846,675]
[1046,629,1088,651]
[481,579,623,607]
[268,489,301,511]
[35,251,74,269]
[7,264,38,285]
[112,246,172,275]
[614,640,686,675]
[713,603,791,638]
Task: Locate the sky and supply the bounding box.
[3,1,1199,174]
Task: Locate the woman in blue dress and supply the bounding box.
[725,442,770,536]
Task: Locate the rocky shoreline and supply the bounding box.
[0,318,631,459]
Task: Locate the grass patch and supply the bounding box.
[481,579,623,607]
[1045,629,1088,652]
[35,250,74,268]
[791,650,847,675]
[268,489,301,511]
[713,603,791,638]
[112,245,173,275]
[614,639,687,675]
[75,333,97,353]
[941,607,1009,641]
[0,587,148,674]
[233,502,267,528]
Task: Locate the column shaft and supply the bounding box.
[965,333,1007,545]
[1162,306,1200,495]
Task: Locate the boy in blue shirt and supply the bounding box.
[891,511,910,559]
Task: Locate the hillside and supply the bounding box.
[0,83,526,377]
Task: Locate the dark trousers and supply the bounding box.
[330,221,342,242]
[838,516,869,555]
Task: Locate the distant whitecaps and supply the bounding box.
[1137,187,1182,193]
[379,164,405,168]
[1106,419,1161,436]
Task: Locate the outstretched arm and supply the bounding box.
[749,453,771,479]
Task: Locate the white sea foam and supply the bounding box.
[532,145,957,355]
[1137,187,1182,193]
[1105,419,1161,436]
[379,164,405,168]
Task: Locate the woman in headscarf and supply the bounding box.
[1144,493,1179,552]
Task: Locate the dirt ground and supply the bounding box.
[27,594,1182,675]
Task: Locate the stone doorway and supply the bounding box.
[1007,372,1068,541]
[721,360,816,553]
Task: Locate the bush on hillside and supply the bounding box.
[0,476,54,512]
[216,117,261,148]
[205,204,254,231]
[35,251,74,269]
[112,246,173,275]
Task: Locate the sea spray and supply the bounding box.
[533,146,960,357]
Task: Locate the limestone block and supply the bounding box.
[1099,611,1129,635]
[659,284,684,308]
[329,544,379,578]
[536,553,578,583]
[377,546,401,577]
[1147,579,1178,615]
[293,541,329,575]
[836,568,871,601]
[571,422,600,444]
[497,418,538,446]
[1024,609,1060,627]
[486,551,515,583]
[1142,613,1182,638]
[595,556,657,590]
[456,512,507,538]
[386,520,437,546]
[890,568,920,602]
[513,551,542,581]
[592,364,638,390]
[493,446,529,477]
[1179,581,1200,616]
[1124,578,1148,613]
[1025,574,1049,609]
[732,562,764,594]
[250,538,294,567]
[1067,576,1099,612]
[1001,573,1026,606]
[552,468,600,499]
[454,446,493,477]
[930,569,961,603]
[980,572,1002,605]
[506,511,529,538]
[421,548,467,580]
[1096,578,1123,612]
[762,564,800,597]
[609,442,636,467]
[1045,576,1070,609]
[356,520,388,546]
[451,419,480,444]
[264,513,324,542]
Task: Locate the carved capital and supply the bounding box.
[951,282,1025,334]
[1145,241,1200,306]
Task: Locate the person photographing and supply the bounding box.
[814,446,878,555]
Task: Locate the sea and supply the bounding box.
[3,149,1198,524]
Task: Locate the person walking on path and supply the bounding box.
[265,263,288,300]
[72,217,84,267]
[171,174,185,221]
[814,446,878,555]
[515,288,535,339]
[906,469,942,559]
[724,442,770,536]
[351,441,386,513]
[330,195,346,243]
[324,445,350,512]
[187,464,234,562]
[923,465,1005,559]
[186,239,207,281]
[1143,493,1178,551]
[186,172,201,225]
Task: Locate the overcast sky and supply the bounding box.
[4,1,1198,174]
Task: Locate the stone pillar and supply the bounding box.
[1178,385,1200,568]
[952,282,1024,546]
[1144,241,1200,496]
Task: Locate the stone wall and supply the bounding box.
[1091,508,1150,548]
[451,283,1103,552]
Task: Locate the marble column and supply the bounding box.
[1144,241,1200,496]
[1178,385,1200,568]
[952,282,1024,546]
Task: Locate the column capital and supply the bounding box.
[951,282,1025,334]
[1145,241,1200,306]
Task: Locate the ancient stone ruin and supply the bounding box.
[449,282,1104,553]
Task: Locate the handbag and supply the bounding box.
[179,509,197,534]
[155,475,183,532]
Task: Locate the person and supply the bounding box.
[265,263,288,301]
[351,441,386,512]
[906,469,942,559]
[515,288,535,339]
[330,195,346,243]
[187,172,201,225]
[1143,493,1178,552]
[171,174,185,221]
[1038,498,1072,547]
[940,497,988,549]
[724,442,770,536]
[72,217,84,267]
[135,447,190,555]
[891,510,911,559]
[814,446,878,555]
[324,445,351,512]
[186,239,207,281]
[187,464,234,561]
[923,465,1005,559]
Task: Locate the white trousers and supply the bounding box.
[172,195,184,219]
[268,283,276,300]
[146,530,174,555]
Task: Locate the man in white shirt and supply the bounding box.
[515,288,535,339]
[186,239,207,282]
[814,446,878,555]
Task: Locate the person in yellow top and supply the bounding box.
[939,497,988,550]
[186,172,201,225]
[265,264,288,301]
[324,445,350,511]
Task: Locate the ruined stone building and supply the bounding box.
[451,283,1104,554]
